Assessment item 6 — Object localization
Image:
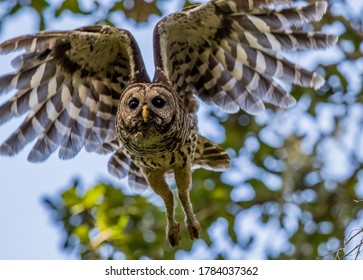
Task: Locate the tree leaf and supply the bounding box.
[55,0,90,17]
[122,0,162,23]
[30,0,49,13]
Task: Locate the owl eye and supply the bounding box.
[128,98,139,109]
[151,96,166,108]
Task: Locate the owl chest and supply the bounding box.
[124,131,197,171]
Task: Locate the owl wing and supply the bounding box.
[0,25,150,162]
[107,149,148,192]
[153,0,337,114]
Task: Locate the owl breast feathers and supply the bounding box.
[0,0,337,246]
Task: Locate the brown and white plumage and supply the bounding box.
[0,26,148,161]
[154,0,336,114]
[0,0,337,246]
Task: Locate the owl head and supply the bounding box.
[116,82,190,153]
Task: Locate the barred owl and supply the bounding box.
[0,0,337,246]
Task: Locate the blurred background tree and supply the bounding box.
[1,0,362,260]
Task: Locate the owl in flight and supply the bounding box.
[0,0,336,246]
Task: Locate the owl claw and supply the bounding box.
[167,222,181,247]
[186,219,201,240]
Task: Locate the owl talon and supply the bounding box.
[186,219,201,240]
[167,222,181,247]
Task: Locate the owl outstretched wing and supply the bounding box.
[153,0,337,114]
[0,26,149,163]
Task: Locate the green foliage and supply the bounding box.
[44,179,236,259]
[0,0,169,30]
[44,181,181,259]
[3,0,362,259]
[110,0,162,23]
[55,0,91,17]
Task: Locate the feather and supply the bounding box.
[0,26,148,162]
[128,161,148,193]
[107,149,131,179]
[154,1,337,114]
[193,135,230,171]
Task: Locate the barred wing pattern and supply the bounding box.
[0,26,149,162]
[108,149,148,192]
[154,0,337,114]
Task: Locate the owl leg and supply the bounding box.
[174,163,201,240]
[143,169,181,247]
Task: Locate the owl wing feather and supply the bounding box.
[0,26,150,164]
[193,135,231,171]
[107,149,148,192]
[153,0,338,114]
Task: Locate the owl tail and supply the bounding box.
[193,135,231,172]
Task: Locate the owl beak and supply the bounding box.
[142,105,149,122]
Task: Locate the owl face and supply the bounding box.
[116,83,181,144]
